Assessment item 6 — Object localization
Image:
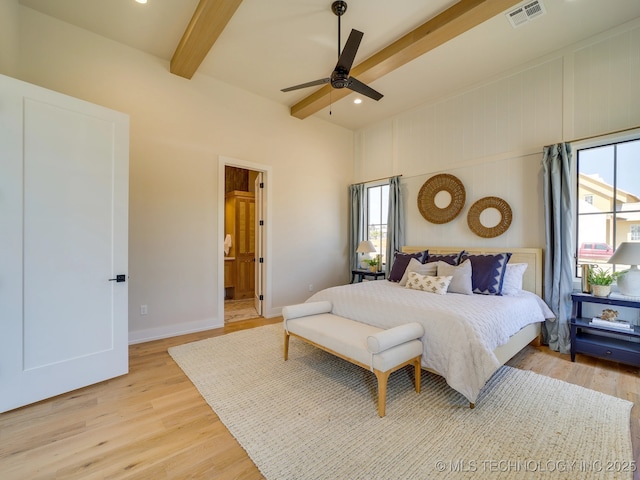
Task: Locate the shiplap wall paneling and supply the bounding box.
[393,58,563,179]
[573,25,640,139]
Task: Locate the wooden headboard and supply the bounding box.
[401,246,543,297]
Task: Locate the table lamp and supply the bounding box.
[608,242,640,297]
[356,240,376,268]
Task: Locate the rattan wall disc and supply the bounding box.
[467,196,512,238]
[417,174,466,224]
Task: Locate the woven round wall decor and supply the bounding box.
[417,174,466,224]
[467,196,513,238]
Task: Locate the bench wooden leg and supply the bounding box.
[374,369,391,417]
[374,357,423,417]
[283,331,290,361]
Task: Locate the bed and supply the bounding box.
[306,246,554,406]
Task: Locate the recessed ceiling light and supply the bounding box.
[135,0,147,4]
[353,98,362,104]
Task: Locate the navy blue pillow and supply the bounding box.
[425,251,464,266]
[460,253,512,295]
[388,250,428,282]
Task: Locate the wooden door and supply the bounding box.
[0,74,129,413]
[235,193,255,299]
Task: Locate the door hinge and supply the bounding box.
[259,220,264,226]
[259,257,264,263]
[259,182,264,188]
[259,294,264,301]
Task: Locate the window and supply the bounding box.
[366,183,389,265]
[576,137,640,275]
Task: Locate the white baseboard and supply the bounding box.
[128,318,223,345]
[128,307,284,345]
[264,307,282,319]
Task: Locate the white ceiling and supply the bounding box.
[18,0,640,130]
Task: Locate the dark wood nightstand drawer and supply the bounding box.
[574,333,640,365]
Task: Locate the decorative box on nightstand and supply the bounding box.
[570,292,640,367]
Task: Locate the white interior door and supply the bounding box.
[0,74,129,413]
[254,172,264,316]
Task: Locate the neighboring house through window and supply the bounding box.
[576,136,640,275]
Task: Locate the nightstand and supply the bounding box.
[351,269,386,283]
[570,292,640,367]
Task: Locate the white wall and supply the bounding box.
[355,19,640,250]
[14,5,353,342]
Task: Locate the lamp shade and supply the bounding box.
[356,240,376,254]
[608,242,640,297]
[608,242,640,266]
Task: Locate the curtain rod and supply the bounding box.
[350,174,402,186]
[568,124,640,144]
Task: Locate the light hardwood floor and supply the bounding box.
[1,317,638,479]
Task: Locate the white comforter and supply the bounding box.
[307,281,554,403]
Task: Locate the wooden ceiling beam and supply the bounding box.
[170,0,243,79]
[290,0,522,120]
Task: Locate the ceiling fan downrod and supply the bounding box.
[332,1,347,59]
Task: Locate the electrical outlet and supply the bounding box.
[140,304,148,315]
[308,284,314,292]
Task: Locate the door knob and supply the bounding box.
[108,274,126,282]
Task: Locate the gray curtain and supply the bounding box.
[349,183,365,271]
[386,176,404,277]
[542,143,573,354]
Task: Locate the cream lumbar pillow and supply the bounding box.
[405,272,452,295]
[399,258,438,286]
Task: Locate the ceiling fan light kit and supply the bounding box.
[281,1,383,102]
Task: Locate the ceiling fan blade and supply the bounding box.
[347,76,383,101]
[335,29,363,74]
[281,78,331,92]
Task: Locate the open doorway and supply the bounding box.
[223,164,264,323]
[224,166,258,322]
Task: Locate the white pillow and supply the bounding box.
[405,272,452,295]
[398,258,438,286]
[502,263,528,295]
[437,259,473,295]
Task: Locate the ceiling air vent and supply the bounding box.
[506,0,546,28]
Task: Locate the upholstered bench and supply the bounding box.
[282,301,424,417]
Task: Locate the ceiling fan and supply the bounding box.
[281,1,383,102]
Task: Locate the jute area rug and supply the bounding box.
[169,324,634,479]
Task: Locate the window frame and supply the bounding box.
[364,181,389,267]
[573,129,640,278]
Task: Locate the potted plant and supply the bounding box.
[364,258,379,272]
[587,265,618,297]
